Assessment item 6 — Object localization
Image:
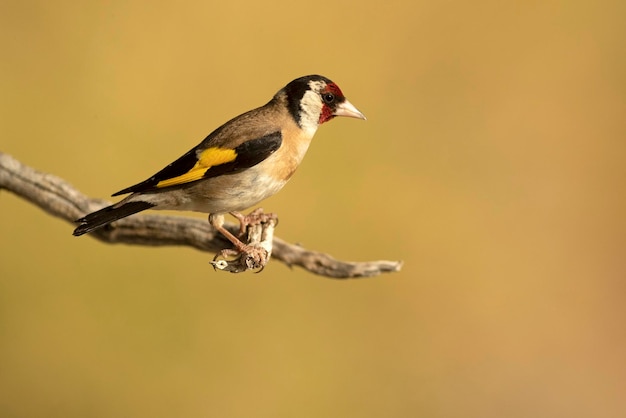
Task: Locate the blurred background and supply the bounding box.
[1,1,625,417]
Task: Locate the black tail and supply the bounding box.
[73,201,155,236]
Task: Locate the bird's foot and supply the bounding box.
[211,244,270,273]
[210,209,278,273]
[230,208,278,237]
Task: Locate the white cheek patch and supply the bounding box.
[298,89,323,135]
[296,80,329,135]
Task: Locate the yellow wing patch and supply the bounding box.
[156,147,237,188]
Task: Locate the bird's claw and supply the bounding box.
[231,208,278,237]
[210,245,270,273]
[210,208,277,274]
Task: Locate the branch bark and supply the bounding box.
[0,152,402,278]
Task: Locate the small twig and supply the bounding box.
[0,151,403,278]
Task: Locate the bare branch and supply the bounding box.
[0,151,402,278]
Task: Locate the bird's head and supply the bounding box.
[280,75,366,135]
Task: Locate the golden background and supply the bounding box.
[1,1,625,417]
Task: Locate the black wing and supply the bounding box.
[112,131,282,196]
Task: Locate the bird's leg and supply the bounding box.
[208,213,252,255]
[208,211,278,272]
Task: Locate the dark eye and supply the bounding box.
[322,93,335,104]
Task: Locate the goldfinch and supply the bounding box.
[73,75,366,254]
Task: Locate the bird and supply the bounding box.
[73,75,366,256]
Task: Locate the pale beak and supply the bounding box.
[333,99,367,120]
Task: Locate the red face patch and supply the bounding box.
[318,83,345,124]
[319,106,334,124]
[324,82,344,98]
